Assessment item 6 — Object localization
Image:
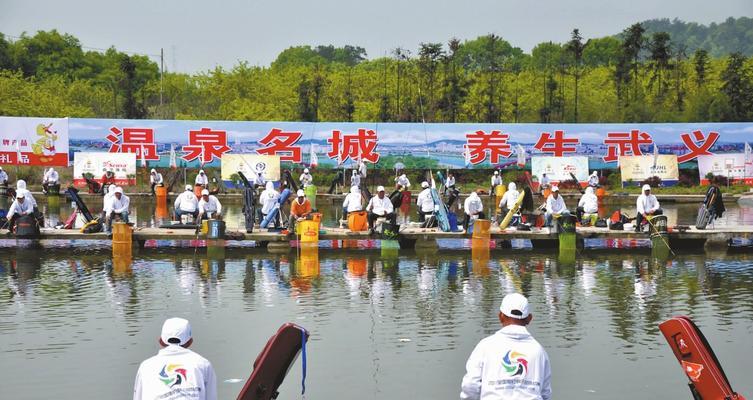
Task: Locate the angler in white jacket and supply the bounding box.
[635,184,662,232]
[498,182,520,215]
[395,173,411,189]
[342,186,363,216]
[463,191,485,231]
[174,185,199,221]
[576,186,599,224]
[460,293,552,400]
[259,181,280,219]
[544,186,569,227]
[490,171,503,194]
[416,181,435,222]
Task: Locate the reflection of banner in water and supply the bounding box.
[221,154,281,186]
[73,152,137,186]
[531,156,589,183]
[0,116,69,166]
[619,155,679,186]
[697,153,753,184]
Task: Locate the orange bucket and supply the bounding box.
[596,188,606,197]
[471,219,491,240]
[348,211,368,232]
[194,185,203,198]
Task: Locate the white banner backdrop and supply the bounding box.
[531,156,590,183]
[697,153,753,184]
[73,152,137,186]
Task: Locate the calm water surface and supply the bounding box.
[1,195,752,399]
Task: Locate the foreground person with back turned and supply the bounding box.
[460,293,551,400]
[134,317,216,400]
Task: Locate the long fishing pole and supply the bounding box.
[645,216,676,257]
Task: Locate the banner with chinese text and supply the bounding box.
[619,155,679,186]
[531,156,589,184]
[697,154,753,184]
[0,117,69,166]
[57,118,753,170]
[73,152,136,186]
[221,154,281,187]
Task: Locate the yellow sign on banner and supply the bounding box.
[221,154,280,183]
[619,155,679,185]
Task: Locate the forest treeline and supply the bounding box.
[1,17,752,124]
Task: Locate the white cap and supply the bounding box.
[199,169,205,174]
[115,187,123,194]
[494,171,499,175]
[551,186,559,192]
[304,168,309,173]
[421,181,429,188]
[642,184,651,192]
[297,189,305,197]
[500,293,530,319]
[377,186,385,192]
[185,185,192,191]
[151,169,156,173]
[201,189,209,196]
[16,189,25,198]
[160,318,192,346]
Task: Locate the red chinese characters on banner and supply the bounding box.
[602,130,653,162]
[181,128,231,163]
[106,127,159,160]
[534,130,579,157]
[327,129,380,163]
[256,128,302,162]
[678,130,719,163]
[465,130,512,164]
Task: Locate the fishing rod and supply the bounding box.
[645,216,676,257]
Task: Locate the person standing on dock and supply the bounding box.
[545,186,569,227]
[366,186,396,234]
[416,181,434,223]
[463,190,485,231]
[498,182,519,216]
[195,170,209,189]
[149,169,164,195]
[351,169,361,189]
[490,171,503,195]
[0,167,8,187]
[105,187,130,232]
[288,189,312,236]
[198,189,222,220]
[635,184,662,232]
[42,167,58,194]
[395,173,411,190]
[174,185,199,222]
[576,186,599,224]
[588,171,599,188]
[460,293,551,400]
[133,317,217,400]
[299,168,313,188]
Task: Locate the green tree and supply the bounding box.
[693,49,710,87]
[719,52,752,121]
[566,29,585,122]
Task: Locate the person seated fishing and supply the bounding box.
[253,170,266,189]
[104,187,130,232]
[260,181,280,226]
[395,173,410,190]
[7,189,35,234]
[0,166,8,187]
[149,169,164,195]
[366,186,396,234]
[288,189,312,236]
[635,184,662,232]
[174,185,199,222]
[416,181,434,223]
[195,169,209,190]
[15,180,37,209]
[545,186,569,227]
[498,182,520,217]
[133,317,217,400]
[588,171,599,188]
[342,186,363,217]
[540,173,551,194]
[299,168,313,188]
[490,170,502,195]
[350,169,361,189]
[463,190,485,231]
[197,189,222,221]
[445,173,456,194]
[99,168,116,194]
[101,185,117,220]
[577,186,599,225]
[42,167,59,194]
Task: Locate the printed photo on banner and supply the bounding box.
[531,156,589,184]
[73,152,137,186]
[0,116,69,166]
[619,155,679,186]
[220,154,281,188]
[697,154,753,184]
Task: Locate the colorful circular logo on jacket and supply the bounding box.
[159,364,188,387]
[502,350,528,377]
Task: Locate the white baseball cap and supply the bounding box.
[642,184,651,192]
[160,317,192,346]
[377,186,385,192]
[201,189,209,196]
[16,189,26,198]
[151,169,156,173]
[297,189,305,197]
[185,185,192,191]
[199,169,205,174]
[500,293,530,319]
[115,187,123,194]
[551,186,559,192]
[494,171,499,175]
[421,181,429,188]
[304,168,309,173]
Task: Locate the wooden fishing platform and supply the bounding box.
[1,225,751,251]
